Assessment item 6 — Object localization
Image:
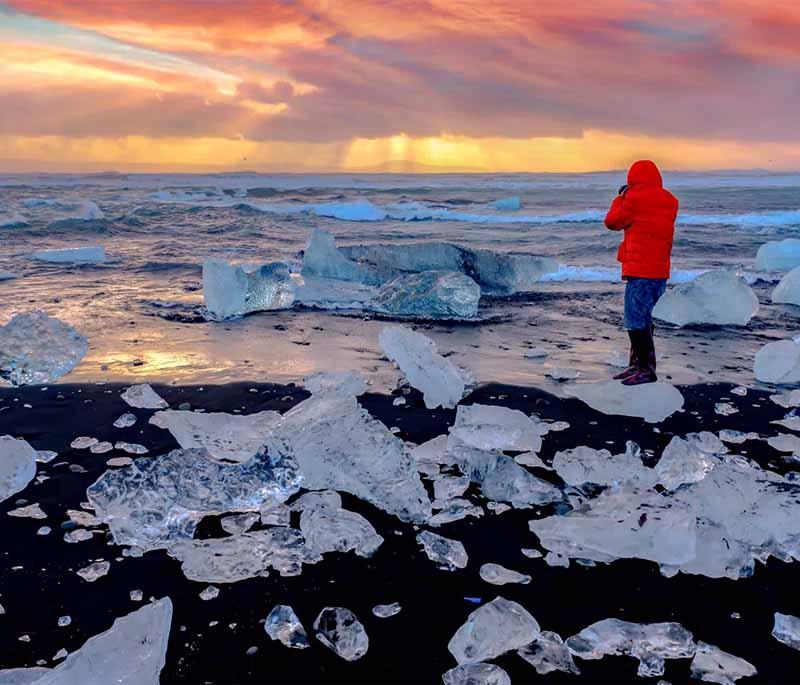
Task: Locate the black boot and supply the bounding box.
[613,331,640,380]
[622,328,657,385]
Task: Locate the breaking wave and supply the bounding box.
[679,209,800,228]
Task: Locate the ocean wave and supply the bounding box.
[679,209,800,227]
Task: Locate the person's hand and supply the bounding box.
[618,184,629,196]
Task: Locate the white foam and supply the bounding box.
[679,209,800,228]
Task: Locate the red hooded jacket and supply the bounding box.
[605,160,678,279]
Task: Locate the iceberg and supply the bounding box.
[202,259,295,320]
[448,404,546,453]
[448,597,539,664]
[313,607,369,661]
[517,630,581,675]
[31,246,106,263]
[150,409,281,462]
[87,447,302,551]
[0,436,37,503]
[121,383,168,409]
[566,618,695,678]
[417,530,468,570]
[755,238,800,272]
[379,325,473,409]
[565,380,684,423]
[754,338,800,384]
[369,270,480,319]
[652,270,759,326]
[772,265,800,306]
[0,311,88,386]
[479,563,531,585]
[265,605,310,649]
[0,599,172,685]
[690,642,757,684]
[442,663,511,685]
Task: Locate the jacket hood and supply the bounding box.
[627,160,663,187]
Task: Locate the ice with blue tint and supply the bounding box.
[369,270,481,319]
[31,246,106,263]
[756,238,800,272]
[0,436,38,504]
[203,259,295,320]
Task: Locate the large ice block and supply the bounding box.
[301,228,378,284]
[203,259,295,320]
[754,338,800,384]
[755,238,800,272]
[369,270,480,319]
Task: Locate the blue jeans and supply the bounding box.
[624,277,666,330]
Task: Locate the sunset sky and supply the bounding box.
[1,0,798,173]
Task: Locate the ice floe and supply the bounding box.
[565,380,684,423]
[653,271,759,326]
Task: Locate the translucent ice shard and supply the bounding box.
[479,563,531,586]
[369,271,480,319]
[417,530,468,571]
[120,384,168,409]
[448,597,539,664]
[552,442,654,488]
[518,630,581,675]
[303,371,368,396]
[565,380,684,423]
[755,338,800,384]
[76,561,110,582]
[433,475,470,502]
[150,409,281,462]
[170,527,318,582]
[690,642,757,684]
[270,391,431,522]
[655,435,721,490]
[429,498,484,526]
[113,413,137,428]
[265,605,310,649]
[442,663,511,685]
[755,238,800,272]
[87,446,302,551]
[0,435,37,504]
[379,325,473,409]
[313,607,369,661]
[530,489,697,565]
[0,311,87,386]
[32,246,106,264]
[220,512,259,535]
[653,270,758,326]
[773,612,800,651]
[566,619,695,678]
[372,603,402,618]
[299,504,383,558]
[202,259,295,320]
[449,404,546,453]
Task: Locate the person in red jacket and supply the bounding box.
[605,160,678,385]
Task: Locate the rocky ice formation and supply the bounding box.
[566,618,696,678]
[448,597,539,664]
[518,631,581,675]
[150,409,281,462]
[31,246,106,263]
[264,605,310,649]
[313,607,369,661]
[120,383,168,409]
[755,338,800,384]
[755,238,800,272]
[0,436,37,503]
[773,612,800,651]
[772,266,800,306]
[299,504,383,558]
[652,270,759,326]
[379,326,473,409]
[87,447,302,551]
[448,404,546,453]
[0,599,172,684]
[203,259,295,320]
[369,270,481,319]
[442,663,511,685]
[552,442,654,488]
[565,380,684,423]
[0,311,88,386]
[417,530,469,570]
[690,642,757,684]
[479,563,531,585]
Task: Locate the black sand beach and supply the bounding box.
[1,380,798,684]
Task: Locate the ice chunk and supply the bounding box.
[411,435,455,473]
[652,271,758,326]
[114,442,147,455]
[767,433,800,452]
[76,561,110,582]
[565,380,684,423]
[566,619,695,678]
[429,498,484,526]
[31,246,106,264]
[303,370,368,396]
[442,663,511,685]
[90,441,113,454]
[448,597,539,664]
[260,502,291,526]
[490,196,521,211]
[755,238,800,272]
[120,384,168,409]
[514,452,552,469]
[3,599,172,685]
[517,630,581,675]
[71,436,97,449]
[530,489,697,566]
[552,442,654,488]
[479,563,531,585]
[220,512,259,535]
[772,265,800,306]
[202,259,295,320]
[417,530,468,570]
[301,228,377,284]
[0,436,37,504]
[87,446,301,551]
[198,586,219,601]
[449,404,546,453]
[290,489,342,513]
[8,503,46,519]
[379,326,473,409]
[369,271,480,319]
[655,435,720,490]
[690,642,757,684]
[434,475,471,502]
[271,390,432,522]
[313,607,369,661]
[265,605,310,649]
[292,275,377,309]
[755,338,800,384]
[773,612,800,651]
[113,412,137,428]
[150,409,281,462]
[170,527,317,582]
[299,505,383,558]
[372,603,402,618]
[0,311,87,386]
[547,366,580,381]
